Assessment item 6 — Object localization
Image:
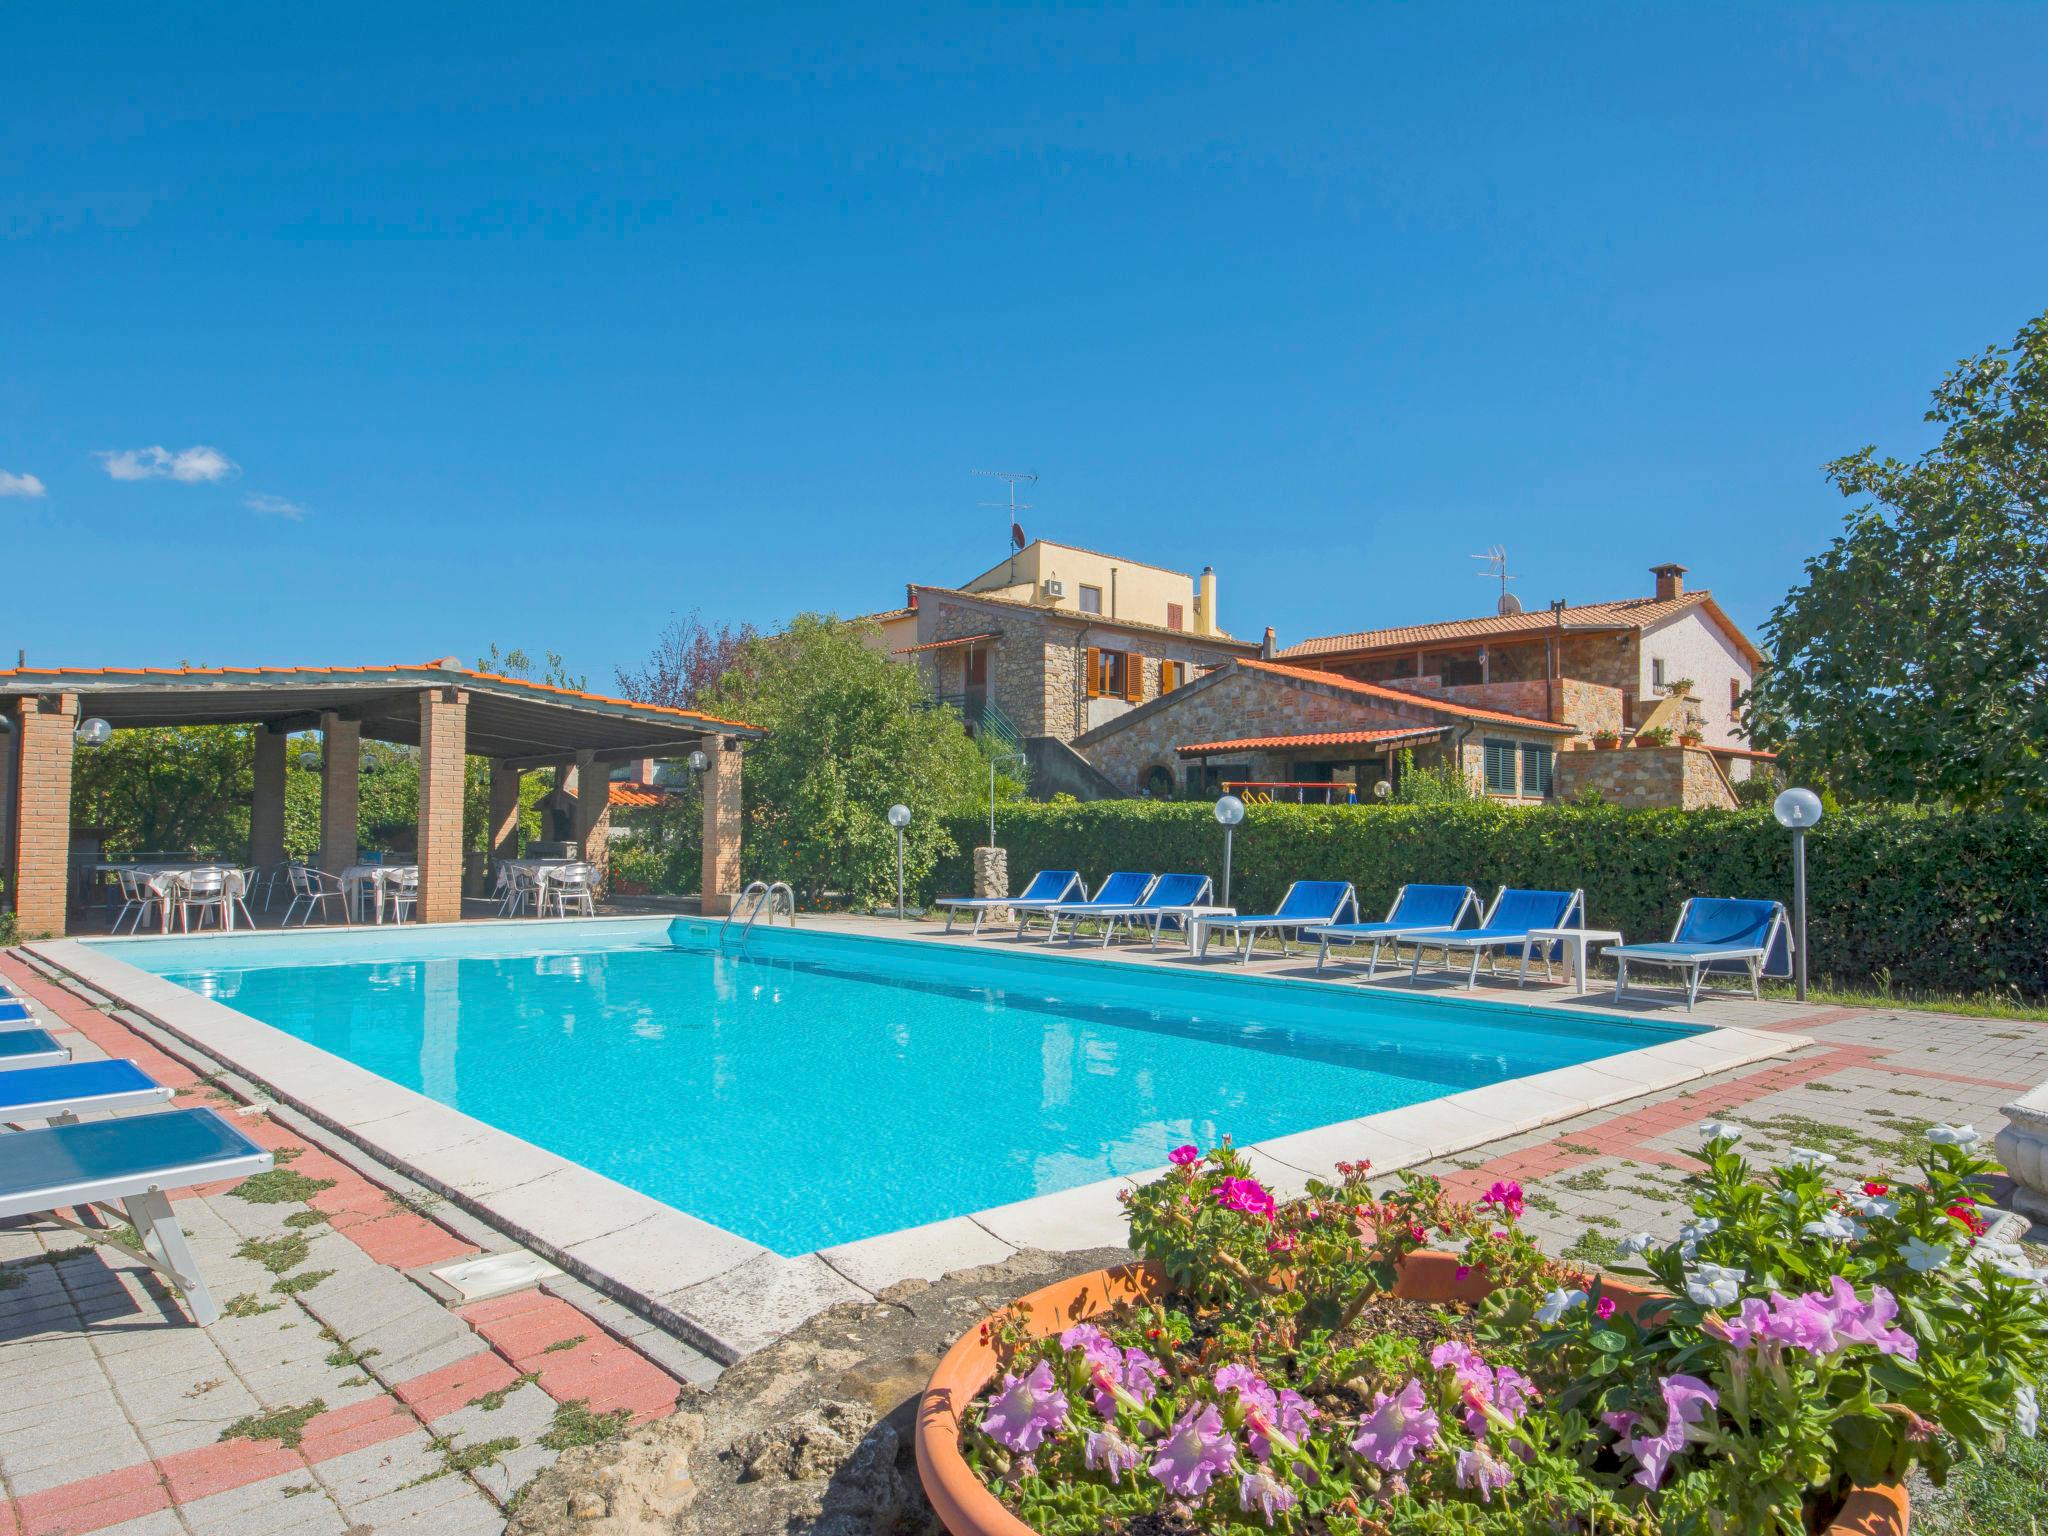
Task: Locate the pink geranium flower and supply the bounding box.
[1215,1176,1277,1220]
[980,1360,1070,1453]
[1350,1378,1440,1470]
[1150,1403,1237,1497]
[1169,1144,1201,1167]
[1480,1180,1526,1221]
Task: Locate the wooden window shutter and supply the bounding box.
[1085,646,1102,698]
[1123,652,1144,702]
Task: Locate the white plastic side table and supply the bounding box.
[1520,927,1624,996]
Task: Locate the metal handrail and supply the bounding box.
[719,880,796,946]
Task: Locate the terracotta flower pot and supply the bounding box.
[914,1256,1907,1536]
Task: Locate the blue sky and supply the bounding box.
[3,4,2043,684]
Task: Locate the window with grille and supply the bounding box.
[1520,743,1554,798]
[1483,739,1518,795]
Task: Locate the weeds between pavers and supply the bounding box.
[236,1233,312,1274]
[403,1432,522,1487]
[469,1371,541,1411]
[1558,1167,1610,1192]
[538,1399,634,1451]
[223,1292,282,1318]
[272,1268,334,1296]
[541,1334,586,1354]
[1561,1227,1623,1266]
[230,1169,336,1204]
[221,1399,326,1449]
[325,1340,380,1370]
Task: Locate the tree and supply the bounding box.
[1746,310,2048,809]
[698,614,995,907]
[72,725,256,854]
[475,644,586,692]
[615,610,758,709]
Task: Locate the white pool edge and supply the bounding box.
[27,925,1809,1361]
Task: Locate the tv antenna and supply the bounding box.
[1471,545,1521,615]
[975,469,1037,569]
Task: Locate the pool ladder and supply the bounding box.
[720,880,796,946]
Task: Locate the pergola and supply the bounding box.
[0,662,764,937]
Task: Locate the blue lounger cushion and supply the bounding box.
[0,1107,273,1220]
[1310,883,1476,939]
[0,1061,175,1122]
[1047,872,1156,913]
[0,1030,69,1070]
[936,870,1083,909]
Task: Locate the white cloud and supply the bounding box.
[98,445,238,483]
[0,470,46,498]
[245,492,307,521]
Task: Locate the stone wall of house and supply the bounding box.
[1080,668,1429,794]
[1553,744,1737,809]
[1380,676,1553,723]
[1559,679,1626,741]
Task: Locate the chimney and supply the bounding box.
[1261,626,1277,659]
[1651,563,1688,601]
[1196,566,1218,635]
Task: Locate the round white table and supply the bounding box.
[99,863,244,931]
[342,864,420,924]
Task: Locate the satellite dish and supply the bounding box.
[1497,593,1523,616]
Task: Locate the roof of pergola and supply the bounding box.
[0,663,763,767]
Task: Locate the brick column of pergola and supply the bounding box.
[417,687,468,923]
[250,725,288,872]
[570,749,611,873]
[7,693,77,938]
[487,761,522,863]
[701,737,743,915]
[318,712,360,876]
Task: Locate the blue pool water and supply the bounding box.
[94,920,1698,1254]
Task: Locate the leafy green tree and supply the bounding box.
[699,613,996,907]
[72,725,255,854]
[1746,310,2048,808]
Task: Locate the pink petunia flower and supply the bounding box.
[1823,1278,1919,1360]
[1619,1375,1719,1490]
[981,1360,1070,1453]
[1084,1427,1144,1483]
[1456,1443,1514,1502]
[1150,1403,1237,1497]
[1350,1378,1440,1471]
[1238,1467,1298,1526]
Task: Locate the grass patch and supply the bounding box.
[325,1341,380,1371]
[1559,1168,1610,1193]
[1556,1141,1601,1156]
[1763,975,2048,1021]
[468,1371,540,1411]
[221,1399,326,1449]
[538,1399,633,1451]
[1734,1112,1924,1167]
[1561,1228,1624,1267]
[542,1334,587,1355]
[282,1210,330,1230]
[1523,1191,1560,1214]
[235,1234,311,1274]
[230,1169,336,1205]
[1804,1082,1847,1093]
[404,1432,522,1487]
[283,1484,316,1498]
[223,1293,282,1318]
[272,1269,335,1296]
[1917,1431,2048,1534]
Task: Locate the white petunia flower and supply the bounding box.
[1785,1149,1838,1170]
[2015,1384,2040,1440]
[1700,1121,1743,1144]
[1900,1235,1952,1273]
[1925,1124,1980,1148]
[1617,1231,1656,1257]
[1803,1210,1861,1241]
[1677,1216,1721,1260]
[1535,1288,1589,1325]
[1685,1264,1746,1308]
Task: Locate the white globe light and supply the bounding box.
[688,749,710,773]
[1373,780,1393,800]
[1773,787,1824,829]
[887,803,912,828]
[298,748,322,771]
[1214,794,1245,827]
[74,717,113,748]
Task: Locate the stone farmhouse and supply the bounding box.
[1071,563,1771,809]
[862,540,1265,794]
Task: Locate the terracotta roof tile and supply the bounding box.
[1235,658,1576,732]
[1176,725,1447,756]
[1278,594,1710,659]
[896,630,1000,654]
[607,782,670,809]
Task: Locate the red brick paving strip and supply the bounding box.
[0,951,686,1531]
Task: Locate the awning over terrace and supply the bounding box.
[0,662,764,936]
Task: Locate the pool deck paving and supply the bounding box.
[4,916,2044,1535]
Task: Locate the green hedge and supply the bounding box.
[931,802,2048,997]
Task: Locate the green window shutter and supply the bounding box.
[1483,740,1517,795]
[1520,743,1554,798]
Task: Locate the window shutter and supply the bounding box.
[1085,647,1101,698]
[1123,653,1144,702]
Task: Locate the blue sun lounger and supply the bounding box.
[0,1030,70,1070]
[934,870,1084,936]
[1067,873,1225,950]
[0,999,34,1028]
[1305,884,1482,976]
[1394,887,1585,988]
[1040,872,1158,942]
[1197,881,1359,961]
[1607,898,1792,1010]
[0,1108,273,1325]
[0,1061,175,1126]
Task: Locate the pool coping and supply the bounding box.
[27,921,1809,1362]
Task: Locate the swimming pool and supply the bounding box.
[91,919,1702,1254]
